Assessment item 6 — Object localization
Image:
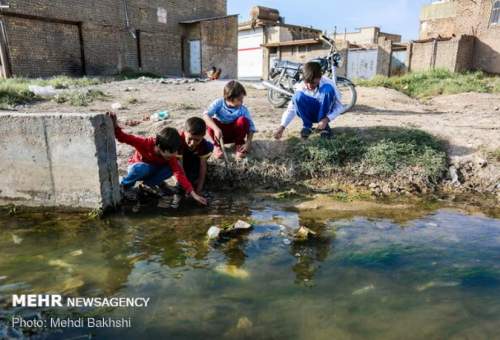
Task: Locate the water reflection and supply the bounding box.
[1,203,500,339]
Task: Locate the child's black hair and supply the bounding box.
[303,62,322,84]
[223,80,247,101]
[155,127,181,153]
[185,117,206,136]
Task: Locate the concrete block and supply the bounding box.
[0,112,121,210]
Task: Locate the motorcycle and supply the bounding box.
[262,34,357,114]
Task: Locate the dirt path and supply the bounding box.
[16,78,500,194]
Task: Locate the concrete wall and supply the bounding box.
[0,113,120,210]
[0,0,229,77]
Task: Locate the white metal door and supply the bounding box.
[238,28,264,79]
[347,49,378,80]
[190,40,201,75]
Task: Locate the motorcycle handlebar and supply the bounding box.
[319,34,336,50]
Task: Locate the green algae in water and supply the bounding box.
[1,203,500,339]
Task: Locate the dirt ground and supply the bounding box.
[17,78,500,194]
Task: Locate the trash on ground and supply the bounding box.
[215,264,249,279]
[151,110,169,121]
[28,85,57,97]
[111,102,123,110]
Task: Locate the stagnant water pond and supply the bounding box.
[1,197,500,339]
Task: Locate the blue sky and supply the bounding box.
[227,0,432,41]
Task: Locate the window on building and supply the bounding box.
[491,0,500,25]
[0,0,9,8]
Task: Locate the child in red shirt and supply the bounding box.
[107,112,207,205]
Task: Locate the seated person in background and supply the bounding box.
[203,80,257,159]
[178,117,213,196]
[107,112,207,206]
[274,61,344,140]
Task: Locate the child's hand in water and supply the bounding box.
[190,191,208,206]
[106,112,118,128]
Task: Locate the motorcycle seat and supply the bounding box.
[275,60,302,71]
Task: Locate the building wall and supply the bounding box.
[0,0,228,77]
[409,35,475,73]
[201,16,238,79]
[340,27,378,44]
[419,0,500,74]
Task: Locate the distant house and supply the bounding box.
[333,26,401,45]
[237,6,321,80]
[0,0,238,78]
[416,0,499,74]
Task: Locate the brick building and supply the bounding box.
[333,26,401,45]
[0,0,238,78]
[418,0,499,74]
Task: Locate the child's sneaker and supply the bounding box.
[213,146,224,159]
[235,145,248,159]
[300,127,313,139]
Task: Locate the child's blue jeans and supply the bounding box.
[293,83,336,129]
[121,162,172,188]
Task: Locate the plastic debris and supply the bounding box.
[234,220,252,230]
[0,276,7,281]
[215,264,249,279]
[28,85,57,97]
[295,226,316,240]
[111,102,123,110]
[352,284,375,295]
[70,249,83,257]
[416,281,459,292]
[11,234,23,245]
[48,259,73,272]
[207,226,222,240]
[283,239,291,245]
[237,316,253,330]
[150,110,169,121]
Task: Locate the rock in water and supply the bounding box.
[234,220,252,230]
[215,265,249,279]
[207,226,222,240]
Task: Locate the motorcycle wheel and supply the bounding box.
[336,77,357,114]
[267,76,291,109]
